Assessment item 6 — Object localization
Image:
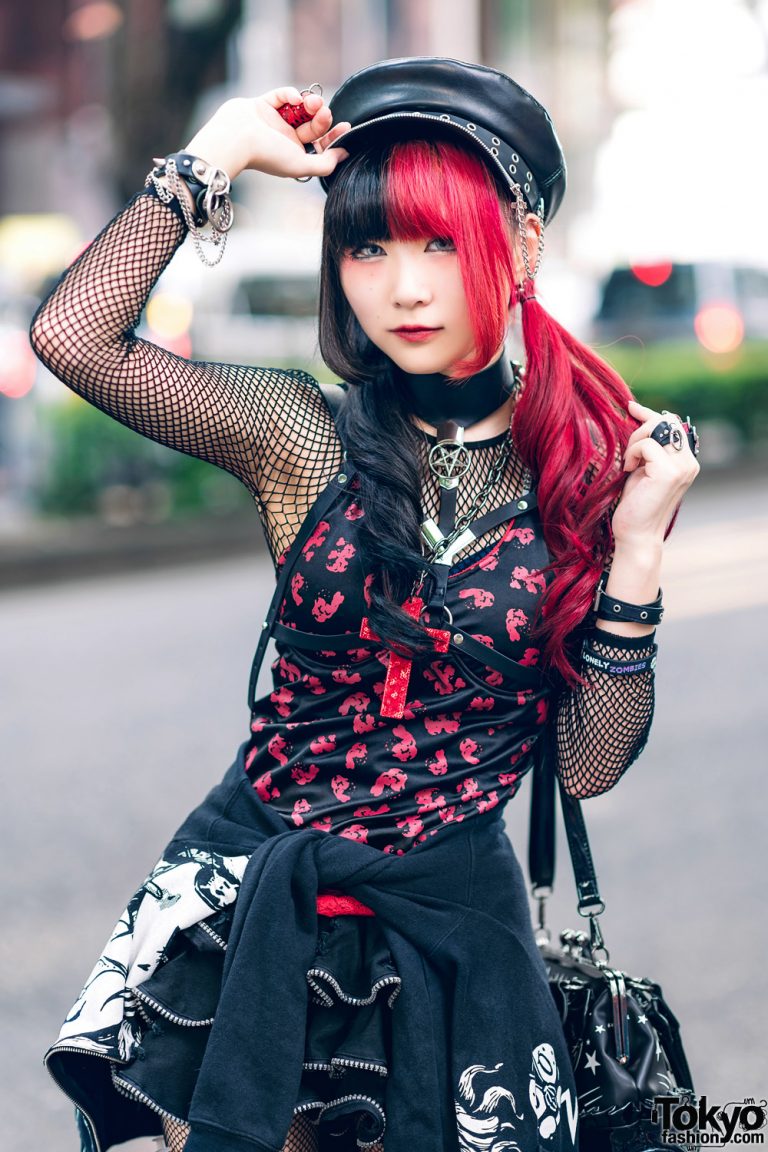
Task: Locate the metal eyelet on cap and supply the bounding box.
[509,164,517,174]
[524,183,531,193]
[512,152,519,163]
[492,136,501,146]
[491,148,499,156]
[440,113,451,121]
[467,122,477,131]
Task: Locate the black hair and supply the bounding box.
[319,144,437,658]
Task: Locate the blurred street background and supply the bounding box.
[1,0,767,1147]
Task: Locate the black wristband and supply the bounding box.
[593,573,664,625]
[151,153,209,227]
[581,638,657,676]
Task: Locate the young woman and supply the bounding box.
[30,57,699,1152]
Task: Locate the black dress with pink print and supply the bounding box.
[244,469,555,855]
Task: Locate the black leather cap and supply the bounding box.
[320,56,567,222]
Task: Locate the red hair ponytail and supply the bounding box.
[513,287,636,683]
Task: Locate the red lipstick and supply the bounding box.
[391,326,442,342]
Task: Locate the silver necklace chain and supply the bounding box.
[421,432,514,565]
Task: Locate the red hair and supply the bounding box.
[381,139,637,682]
[383,140,516,377]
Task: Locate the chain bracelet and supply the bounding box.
[145,157,233,268]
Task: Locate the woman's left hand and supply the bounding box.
[612,400,700,546]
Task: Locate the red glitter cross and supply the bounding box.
[360,595,451,719]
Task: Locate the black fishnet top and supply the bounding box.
[29,190,655,800]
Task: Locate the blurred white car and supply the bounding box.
[148,229,323,368]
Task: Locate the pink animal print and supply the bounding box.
[278,656,301,682]
[291,764,320,785]
[302,520,330,562]
[309,734,336,755]
[250,715,267,734]
[498,771,519,787]
[253,771,280,802]
[304,676,326,695]
[326,537,357,573]
[391,725,417,762]
[415,787,446,812]
[331,775,354,802]
[423,662,466,696]
[397,814,424,838]
[424,714,461,735]
[291,798,311,826]
[311,591,345,623]
[344,501,365,521]
[345,743,368,772]
[290,572,305,605]
[339,691,371,715]
[352,713,376,735]
[371,767,408,797]
[505,607,529,642]
[427,750,448,775]
[311,816,332,832]
[362,573,374,606]
[484,669,504,689]
[354,804,391,817]
[509,526,535,546]
[468,696,495,712]
[536,698,549,725]
[520,647,540,666]
[477,791,500,813]
[459,739,481,766]
[332,667,362,685]
[269,686,294,718]
[340,824,368,842]
[438,805,464,823]
[267,733,289,766]
[458,587,495,609]
[509,565,547,594]
[457,777,483,801]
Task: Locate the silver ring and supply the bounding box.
[649,420,684,451]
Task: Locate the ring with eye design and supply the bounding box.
[649,420,684,451]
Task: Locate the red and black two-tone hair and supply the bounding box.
[319,136,636,684]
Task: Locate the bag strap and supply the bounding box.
[529,717,605,915]
[247,383,349,708]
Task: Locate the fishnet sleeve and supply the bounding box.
[28,189,343,560]
[554,629,656,798]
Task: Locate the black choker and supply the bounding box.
[396,355,518,428]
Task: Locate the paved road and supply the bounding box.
[2,474,767,1148]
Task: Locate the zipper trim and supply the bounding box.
[132,985,215,1027]
[293,1092,386,1140]
[306,968,401,1009]
[111,1065,186,1125]
[198,919,228,950]
[45,1043,121,1152]
[302,1057,388,1077]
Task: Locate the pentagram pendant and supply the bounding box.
[428,421,471,489]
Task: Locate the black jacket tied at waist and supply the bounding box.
[172,748,578,1152]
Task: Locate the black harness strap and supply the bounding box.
[247,470,352,708]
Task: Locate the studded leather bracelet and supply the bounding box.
[592,572,664,625]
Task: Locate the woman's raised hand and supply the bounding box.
[612,399,700,547]
[183,88,351,183]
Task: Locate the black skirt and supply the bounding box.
[109,902,400,1152]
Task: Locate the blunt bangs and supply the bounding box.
[319,134,517,383]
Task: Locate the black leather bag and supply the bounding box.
[528,735,696,1151]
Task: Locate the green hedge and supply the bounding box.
[36,396,251,517]
[598,340,768,443]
